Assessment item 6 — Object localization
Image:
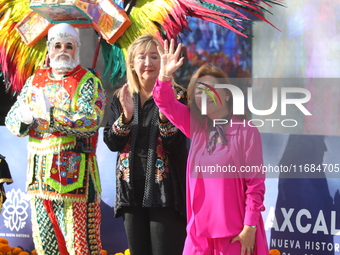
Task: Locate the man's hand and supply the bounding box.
[31,87,52,114]
[17,95,33,125]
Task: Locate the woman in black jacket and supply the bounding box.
[103,34,187,255]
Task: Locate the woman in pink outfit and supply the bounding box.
[153,40,268,255]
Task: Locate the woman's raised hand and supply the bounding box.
[158,39,184,81]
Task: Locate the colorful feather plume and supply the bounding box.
[0,0,284,92]
[102,0,284,83]
[0,0,47,93]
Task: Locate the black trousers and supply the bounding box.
[121,206,187,255]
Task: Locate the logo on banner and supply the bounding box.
[199,84,312,128]
[2,189,29,231]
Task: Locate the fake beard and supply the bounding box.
[49,53,78,71]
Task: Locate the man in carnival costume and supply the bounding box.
[5,23,106,255]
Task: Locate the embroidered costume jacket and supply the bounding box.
[153,79,269,255]
[5,65,106,202]
[103,88,187,217]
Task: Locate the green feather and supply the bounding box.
[101,39,126,86]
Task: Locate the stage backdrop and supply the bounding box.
[1,1,340,254]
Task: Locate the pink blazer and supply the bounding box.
[153,79,268,254]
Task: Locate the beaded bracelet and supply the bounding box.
[112,113,132,136]
[158,120,178,137]
[160,73,172,78]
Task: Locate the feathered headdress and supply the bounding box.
[0,0,284,93]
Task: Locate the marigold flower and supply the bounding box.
[13,247,23,255]
[18,252,30,255]
[114,253,124,255]
[1,244,11,253]
[124,249,130,255]
[31,249,37,255]
[269,249,281,255]
[101,250,108,255]
[0,239,7,245]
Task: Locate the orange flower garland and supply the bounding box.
[12,247,23,255]
[0,239,8,245]
[0,238,113,255]
[1,245,11,254]
[269,249,281,255]
[114,249,130,255]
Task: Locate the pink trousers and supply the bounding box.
[183,234,242,255]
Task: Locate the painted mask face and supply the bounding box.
[49,38,78,73]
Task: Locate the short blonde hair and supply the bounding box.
[126,34,164,96]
